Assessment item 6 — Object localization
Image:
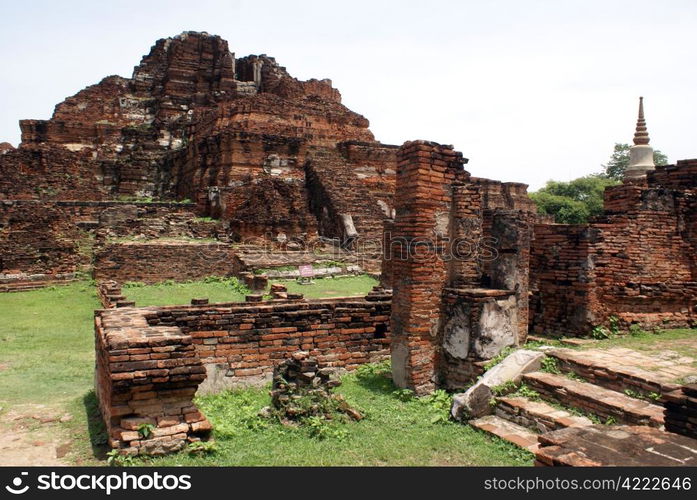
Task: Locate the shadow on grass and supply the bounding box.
[82,390,110,460]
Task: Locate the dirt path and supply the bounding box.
[0,404,74,466]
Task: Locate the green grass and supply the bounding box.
[276,275,378,300]
[0,282,99,407]
[123,275,379,306]
[135,362,533,466]
[123,278,249,306]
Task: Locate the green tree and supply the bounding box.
[601,143,669,181]
[530,175,619,224]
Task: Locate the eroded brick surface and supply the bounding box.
[536,425,697,466]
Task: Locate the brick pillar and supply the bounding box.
[389,140,468,394]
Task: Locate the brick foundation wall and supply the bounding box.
[94,241,243,284]
[95,290,391,455]
[95,309,211,456]
[663,384,697,440]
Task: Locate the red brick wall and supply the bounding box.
[94,242,243,284]
[95,291,391,455]
[530,162,697,335]
[0,200,208,276]
[146,292,391,381]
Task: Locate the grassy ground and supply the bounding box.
[576,328,697,359]
[123,278,249,306]
[134,362,532,467]
[123,275,379,306]
[529,328,697,362]
[0,282,99,406]
[5,281,691,466]
[276,275,378,300]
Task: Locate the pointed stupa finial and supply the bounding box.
[625,96,655,180]
[633,96,650,145]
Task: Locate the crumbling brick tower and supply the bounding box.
[389,141,533,394]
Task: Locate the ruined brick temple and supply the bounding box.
[1,32,696,460]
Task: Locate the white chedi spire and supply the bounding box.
[625,96,655,180]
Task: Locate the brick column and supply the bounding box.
[389,140,468,394]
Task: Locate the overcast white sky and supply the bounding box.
[1,0,695,190]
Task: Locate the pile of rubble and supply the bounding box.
[264,351,361,423]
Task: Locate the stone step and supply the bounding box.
[495,396,592,433]
[469,414,540,451]
[522,371,665,427]
[547,348,682,402]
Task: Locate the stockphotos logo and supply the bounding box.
[5,472,29,495]
[3,471,192,496]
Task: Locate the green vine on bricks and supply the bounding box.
[509,383,540,400]
[137,423,155,439]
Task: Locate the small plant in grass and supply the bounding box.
[608,315,621,336]
[187,441,218,456]
[355,360,391,380]
[541,356,561,374]
[304,416,349,440]
[123,281,146,288]
[392,388,415,402]
[201,276,249,295]
[106,450,134,467]
[420,389,452,424]
[137,423,155,439]
[590,325,611,340]
[629,324,644,336]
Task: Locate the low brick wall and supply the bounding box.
[94,241,243,283]
[95,308,212,456]
[95,290,391,455]
[663,384,697,440]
